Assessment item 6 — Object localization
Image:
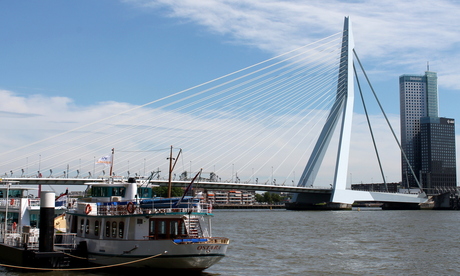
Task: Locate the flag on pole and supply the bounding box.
[55,188,68,207]
[96,155,112,166]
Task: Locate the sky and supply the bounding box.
[1,0,460,187]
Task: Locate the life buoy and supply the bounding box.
[12,222,17,231]
[127,202,135,214]
[85,204,92,214]
[10,199,14,206]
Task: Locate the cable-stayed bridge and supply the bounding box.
[0,17,428,209]
[0,177,331,194]
[0,176,427,210]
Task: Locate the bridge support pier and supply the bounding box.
[381,202,420,210]
[286,193,352,210]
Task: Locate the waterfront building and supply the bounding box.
[399,71,456,192]
[206,190,255,205]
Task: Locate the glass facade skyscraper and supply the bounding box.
[399,71,457,192]
[420,117,456,192]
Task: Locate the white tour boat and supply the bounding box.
[65,176,229,270]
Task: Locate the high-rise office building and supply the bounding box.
[420,117,456,191]
[399,71,457,192]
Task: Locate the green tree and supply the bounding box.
[255,192,284,203]
[152,186,183,197]
[255,193,264,202]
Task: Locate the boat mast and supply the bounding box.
[168,146,173,198]
[109,148,114,178]
[167,146,182,198]
[4,182,9,240]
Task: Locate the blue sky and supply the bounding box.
[2,0,459,109]
[1,0,460,185]
[1,1,266,106]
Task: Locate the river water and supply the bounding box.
[1,209,459,275]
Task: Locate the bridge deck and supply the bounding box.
[1,178,428,204]
[1,178,331,194]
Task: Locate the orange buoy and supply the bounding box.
[85,204,92,214]
[127,202,135,213]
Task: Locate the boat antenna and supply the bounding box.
[174,168,202,208]
[141,171,155,187]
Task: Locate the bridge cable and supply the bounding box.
[2,32,347,187]
[353,50,424,192]
[16,35,340,176]
[353,62,388,192]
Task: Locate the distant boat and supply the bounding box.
[0,181,67,230]
[0,180,71,267]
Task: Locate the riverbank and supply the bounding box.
[212,204,285,209]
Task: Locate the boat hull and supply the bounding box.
[87,253,225,270]
[79,238,228,270]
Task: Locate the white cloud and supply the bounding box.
[125,0,460,90]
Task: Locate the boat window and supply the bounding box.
[148,219,186,240]
[92,186,126,197]
[111,187,125,197]
[112,221,117,238]
[85,219,90,234]
[105,221,110,237]
[119,222,124,238]
[137,187,152,198]
[15,190,22,198]
[80,219,84,233]
[4,190,23,198]
[179,220,186,236]
[148,220,155,240]
[158,221,167,239]
[92,187,109,197]
[70,215,78,233]
[95,220,100,236]
[170,221,178,238]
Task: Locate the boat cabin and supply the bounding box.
[67,179,211,243]
[0,183,37,227]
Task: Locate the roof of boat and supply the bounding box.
[0,180,38,190]
[0,185,38,190]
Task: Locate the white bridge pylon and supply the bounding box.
[294,17,428,205]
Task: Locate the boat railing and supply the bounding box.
[28,198,41,207]
[1,231,77,250]
[206,237,230,244]
[88,200,213,216]
[53,233,78,249]
[0,198,22,208]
